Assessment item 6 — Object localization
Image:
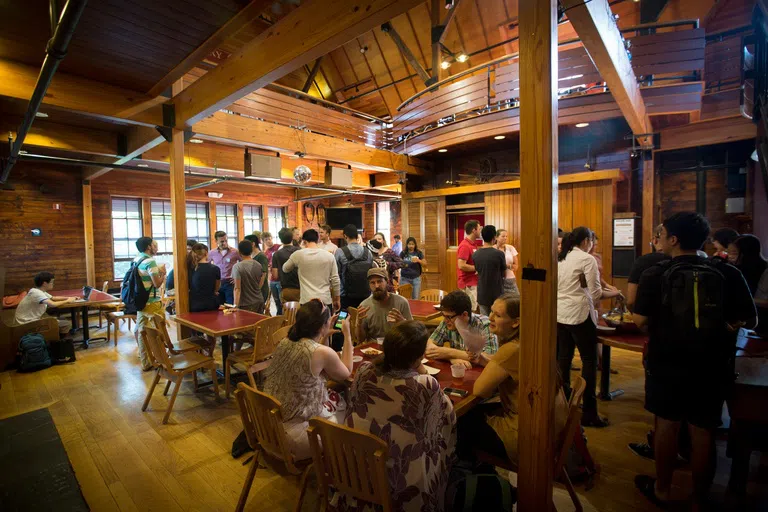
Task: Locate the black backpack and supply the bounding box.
[446,473,516,511]
[341,246,374,298]
[660,259,726,344]
[121,256,152,315]
[18,333,52,372]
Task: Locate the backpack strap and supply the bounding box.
[341,245,354,263]
[134,255,156,297]
[463,475,479,512]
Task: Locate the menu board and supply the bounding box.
[613,218,635,247]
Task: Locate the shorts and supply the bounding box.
[461,285,478,312]
[645,369,727,429]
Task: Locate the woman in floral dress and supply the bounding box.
[338,321,456,512]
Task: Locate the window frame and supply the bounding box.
[267,206,286,237]
[110,197,144,281]
[215,202,239,242]
[243,204,263,236]
[186,201,211,247]
[376,201,391,247]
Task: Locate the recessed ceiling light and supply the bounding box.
[575,122,589,128]
[137,164,149,168]
[438,149,448,153]
[189,138,204,144]
[35,112,48,118]
[441,60,451,70]
[494,135,505,140]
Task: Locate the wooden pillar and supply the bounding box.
[518,1,559,509]
[82,181,96,287]
[237,203,245,241]
[170,81,189,316]
[208,200,218,247]
[641,150,655,250]
[141,198,152,237]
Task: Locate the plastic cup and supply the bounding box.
[451,364,466,379]
[375,337,384,345]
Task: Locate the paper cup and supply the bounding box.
[450,364,466,379]
[375,337,384,345]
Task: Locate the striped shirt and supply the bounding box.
[428,313,498,355]
[134,253,161,304]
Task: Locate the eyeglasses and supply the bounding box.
[442,312,459,321]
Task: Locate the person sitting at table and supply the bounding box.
[727,234,768,296]
[356,267,412,342]
[456,293,568,465]
[187,243,221,312]
[263,299,353,459]
[342,321,455,512]
[425,290,498,368]
[14,271,76,336]
[232,240,264,314]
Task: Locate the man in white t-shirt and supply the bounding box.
[283,229,341,310]
[317,224,339,253]
[15,271,75,335]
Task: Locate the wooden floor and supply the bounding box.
[1,316,767,511]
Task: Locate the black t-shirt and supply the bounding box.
[272,245,300,289]
[634,255,756,376]
[189,262,221,312]
[628,251,670,284]
[473,247,507,307]
[400,250,424,279]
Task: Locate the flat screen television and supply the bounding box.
[325,207,362,230]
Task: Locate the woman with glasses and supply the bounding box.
[263,299,354,459]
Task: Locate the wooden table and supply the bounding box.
[173,309,267,364]
[596,326,647,400]
[353,342,482,417]
[408,299,441,322]
[56,288,120,348]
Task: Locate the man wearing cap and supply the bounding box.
[356,267,413,342]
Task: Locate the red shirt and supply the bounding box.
[457,238,478,288]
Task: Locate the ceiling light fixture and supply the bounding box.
[575,122,589,128]
[441,60,451,70]
[438,149,448,153]
[137,164,149,168]
[35,112,49,118]
[456,53,468,63]
[494,135,505,140]
[189,138,204,144]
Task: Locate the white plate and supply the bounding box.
[352,355,363,363]
[423,365,440,375]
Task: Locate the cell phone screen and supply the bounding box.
[335,311,348,329]
[444,387,469,398]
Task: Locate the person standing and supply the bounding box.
[391,234,402,255]
[356,268,413,341]
[400,237,425,300]
[272,227,301,306]
[495,229,519,296]
[131,237,167,371]
[187,243,221,312]
[317,224,338,253]
[633,212,756,510]
[232,240,265,314]
[263,231,281,315]
[626,224,669,310]
[283,229,341,311]
[372,232,405,292]
[165,239,197,296]
[14,271,75,335]
[244,234,270,307]
[291,226,302,247]
[209,231,241,306]
[727,234,768,295]
[711,227,739,260]
[335,224,374,309]
[457,220,481,311]
[473,225,507,316]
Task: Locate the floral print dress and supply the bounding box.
[335,362,456,512]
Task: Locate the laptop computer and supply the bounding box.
[82,286,94,301]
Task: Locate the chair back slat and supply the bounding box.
[307,418,393,510]
[141,325,173,368]
[236,382,298,467]
[554,376,586,475]
[419,289,446,303]
[102,281,109,293]
[347,307,359,344]
[251,315,285,363]
[397,284,412,299]
[283,302,300,326]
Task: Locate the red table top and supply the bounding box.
[56,288,120,307]
[173,309,268,336]
[408,299,441,321]
[353,342,482,412]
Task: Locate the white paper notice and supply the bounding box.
[613,218,635,247]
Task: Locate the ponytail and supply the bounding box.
[187,243,209,276]
[558,227,593,261]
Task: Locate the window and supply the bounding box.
[243,205,263,236]
[376,201,391,247]
[216,203,238,241]
[112,198,143,279]
[151,200,174,272]
[186,202,210,246]
[267,206,286,236]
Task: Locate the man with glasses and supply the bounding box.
[425,290,497,369]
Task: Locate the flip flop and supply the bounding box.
[634,475,668,509]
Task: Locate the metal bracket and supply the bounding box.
[162,102,175,128]
[117,133,128,157]
[521,265,546,282]
[156,126,172,143]
[184,130,195,143]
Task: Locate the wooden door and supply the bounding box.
[421,199,441,290]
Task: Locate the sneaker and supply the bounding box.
[628,442,654,460]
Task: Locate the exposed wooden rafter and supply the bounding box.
[302,57,325,93]
[171,0,425,127]
[83,126,166,180]
[430,0,463,81]
[381,22,433,85]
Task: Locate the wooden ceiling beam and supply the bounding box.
[0,118,119,157]
[381,22,433,85]
[83,126,166,180]
[562,0,650,140]
[657,115,756,152]
[147,0,274,98]
[194,111,428,175]
[171,0,425,127]
[302,57,325,93]
[437,0,463,45]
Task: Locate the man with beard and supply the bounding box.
[356,267,412,342]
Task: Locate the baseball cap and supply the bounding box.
[367,267,388,280]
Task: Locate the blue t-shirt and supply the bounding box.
[400,250,424,279]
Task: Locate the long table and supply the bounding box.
[596,326,647,400]
[173,309,267,364]
[407,299,442,322]
[56,288,120,348]
[353,342,482,417]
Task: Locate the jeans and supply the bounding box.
[218,280,234,305]
[557,317,599,419]
[400,276,421,299]
[269,281,283,315]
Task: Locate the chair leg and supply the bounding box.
[99,311,103,328]
[107,317,112,345]
[559,470,583,512]
[247,370,257,389]
[192,370,199,392]
[225,358,233,398]
[163,379,172,396]
[163,376,182,424]
[210,363,220,399]
[142,370,162,411]
[294,463,313,512]
[235,449,261,512]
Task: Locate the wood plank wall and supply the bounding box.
[660,168,742,232]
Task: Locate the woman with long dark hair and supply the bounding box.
[557,227,616,427]
[711,227,739,260]
[372,232,405,292]
[727,235,768,295]
[186,243,221,312]
[399,236,426,299]
[263,299,353,459]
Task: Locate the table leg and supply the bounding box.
[69,309,78,334]
[599,344,624,401]
[81,306,90,349]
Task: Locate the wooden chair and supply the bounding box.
[283,301,299,327]
[307,417,393,512]
[234,383,312,512]
[419,289,446,303]
[397,283,413,299]
[263,289,272,317]
[140,325,220,424]
[347,306,360,345]
[106,310,136,346]
[225,315,285,397]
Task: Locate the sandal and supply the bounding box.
[634,475,668,509]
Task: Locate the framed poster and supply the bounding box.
[613,218,635,247]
